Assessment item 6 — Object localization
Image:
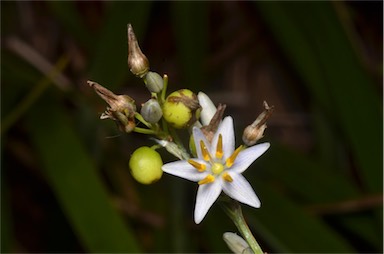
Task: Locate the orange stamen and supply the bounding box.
[216,134,223,159]
[222,172,233,182]
[188,159,206,172]
[198,174,215,185]
[200,140,211,161]
[226,145,243,168]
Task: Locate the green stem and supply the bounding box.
[220,198,263,254]
[160,74,168,103]
[133,127,156,135]
[134,112,152,128]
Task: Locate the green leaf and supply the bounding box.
[27,93,140,252]
[260,143,381,249]
[256,1,382,193]
[247,180,355,253]
[171,2,208,91]
[89,2,152,89]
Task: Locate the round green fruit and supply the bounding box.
[162,89,201,129]
[129,147,163,184]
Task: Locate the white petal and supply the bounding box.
[162,160,207,182]
[211,116,235,160]
[192,126,211,159]
[198,92,217,126]
[222,173,261,208]
[231,142,270,174]
[194,180,222,224]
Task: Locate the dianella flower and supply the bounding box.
[162,116,270,224]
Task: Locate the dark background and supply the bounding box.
[1,1,382,253]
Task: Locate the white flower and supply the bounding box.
[162,116,270,224]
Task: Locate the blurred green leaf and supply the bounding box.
[1,178,13,253]
[260,144,381,249]
[48,2,93,48]
[27,93,140,252]
[171,1,208,91]
[89,2,152,89]
[247,180,355,253]
[256,2,382,193]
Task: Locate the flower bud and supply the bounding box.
[88,80,136,133]
[223,232,250,254]
[127,24,149,77]
[162,89,201,129]
[242,101,274,146]
[143,71,164,93]
[140,98,163,123]
[129,146,163,184]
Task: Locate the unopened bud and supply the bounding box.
[223,232,250,254]
[162,89,201,129]
[242,101,274,146]
[88,80,137,133]
[127,24,149,77]
[143,71,163,93]
[141,99,163,123]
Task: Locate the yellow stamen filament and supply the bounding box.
[211,163,224,175]
[198,174,215,185]
[222,172,233,182]
[188,159,206,172]
[226,145,243,168]
[216,134,223,159]
[200,140,211,161]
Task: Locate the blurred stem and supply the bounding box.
[133,127,156,135]
[160,74,168,103]
[134,112,152,128]
[1,56,69,135]
[220,198,263,254]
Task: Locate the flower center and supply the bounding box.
[211,162,224,175]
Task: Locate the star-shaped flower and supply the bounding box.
[162,116,270,224]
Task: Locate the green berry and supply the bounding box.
[129,147,163,184]
[162,89,201,129]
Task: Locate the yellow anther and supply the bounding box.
[222,172,233,182]
[188,159,206,172]
[216,134,223,159]
[200,140,211,161]
[198,174,215,185]
[211,163,224,175]
[226,145,243,168]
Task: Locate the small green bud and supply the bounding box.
[140,99,163,123]
[143,71,163,93]
[127,24,149,77]
[129,147,163,184]
[162,89,201,129]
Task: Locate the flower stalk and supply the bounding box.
[220,197,264,254]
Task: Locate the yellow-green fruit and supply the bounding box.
[162,89,201,129]
[129,147,163,184]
